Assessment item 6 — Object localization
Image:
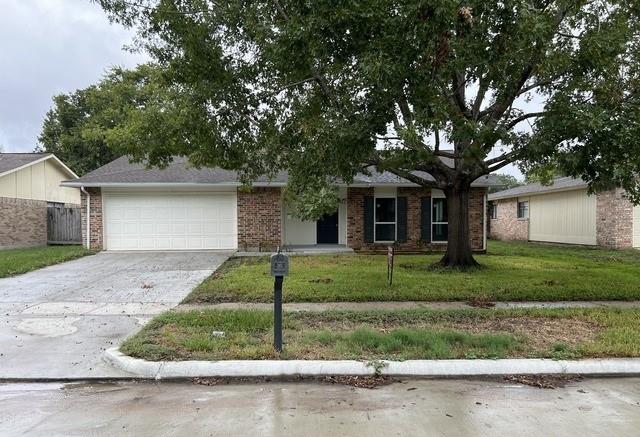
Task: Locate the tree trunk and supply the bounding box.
[437,183,480,270]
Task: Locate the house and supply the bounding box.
[488,177,640,249]
[0,153,80,249]
[61,156,501,252]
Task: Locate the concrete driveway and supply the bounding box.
[0,251,229,379]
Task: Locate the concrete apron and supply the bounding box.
[104,348,640,380]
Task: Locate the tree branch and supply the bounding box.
[259,77,317,99]
[505,111,548,129]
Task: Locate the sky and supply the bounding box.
[0,0,146,153]
[0,0,523,179]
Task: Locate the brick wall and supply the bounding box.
[237,187,282,251]
[346,187,486,252]
[489,198,529,241]
[0,197,47,249]
[81,187,103,250]
[596,188,634,249]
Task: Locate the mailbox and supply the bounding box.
[270,252,289,277]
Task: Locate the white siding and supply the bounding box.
[634,205,640,248]
[0,159,80,204]
[529,189,597,245]
[283,209,316,246]
[103,191,237,250]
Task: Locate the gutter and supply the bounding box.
[80,186,90,249]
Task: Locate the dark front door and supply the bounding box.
[316,212,339,244]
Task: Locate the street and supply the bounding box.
[1,378,639,436]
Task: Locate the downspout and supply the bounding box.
[80,186,90,249]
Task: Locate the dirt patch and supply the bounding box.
[448,317,600,350]
[504,374,584,389]
[320,375,396,389]
[309,278,333,284]
[467,295,495,308]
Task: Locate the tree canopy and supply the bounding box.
[38,65,163,175]
[92,0,640,267]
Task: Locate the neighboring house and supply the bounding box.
[0,153,80,249]
[489,177,640,249]
[61,156,501,252]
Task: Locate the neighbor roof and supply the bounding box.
[61,155,502,188]
[488,176,588,201]
[0,153,78,179]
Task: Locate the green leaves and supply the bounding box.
[85,1,640,206]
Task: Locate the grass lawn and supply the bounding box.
[184,240,640,303]
[0,245,93,278]
[121,308,640,361]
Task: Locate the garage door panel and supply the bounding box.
[529,190,596,245]
[104,192,238,250]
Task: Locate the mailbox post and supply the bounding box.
[270,248,289,353]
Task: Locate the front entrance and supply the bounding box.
[316,212,339,244]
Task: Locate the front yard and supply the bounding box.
[121,308,640,361]
[185,241,640,303]
[0,245,93,278]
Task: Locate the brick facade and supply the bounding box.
[347,187,486,252]
[0,197,47,249]
[596,188,634,249]
[81,187,103,250]
[489,198,529,241]
[237,187,282,251]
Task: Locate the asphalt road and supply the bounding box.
[1,378,639,436]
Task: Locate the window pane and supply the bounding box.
[432,198,447,223]
[376,198,396,222]
[517,201,529,218]
[375,224,396,241]
[433,223,448,241]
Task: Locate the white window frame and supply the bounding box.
[490,202,498,219]
[431,195,448,243]
[374,195,397,243]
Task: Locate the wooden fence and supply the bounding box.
[47,206,82,245]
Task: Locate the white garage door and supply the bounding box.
[529,189,597,245]
[104,191,237,250]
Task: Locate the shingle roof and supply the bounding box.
[62,155,502,188]
[488,176,588,200]
[0,153,51,175]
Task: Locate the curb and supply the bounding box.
[104,348,640,379]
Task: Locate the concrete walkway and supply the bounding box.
[0,251,229,379]
[176,300,640,312]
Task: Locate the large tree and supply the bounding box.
[95,0,640,268]
[38,64,163,175]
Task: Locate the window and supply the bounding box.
[432,197,448,242]
[517,201,529,219]
[489,202,497,219]
[47,201,64,209]
[375,197,396,242]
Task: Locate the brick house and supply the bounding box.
[488,177,640,249]
[0,153,80,249]
[61,156,500,252]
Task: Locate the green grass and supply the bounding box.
[0,245,93,278]
[184,240,640,303]
[120,307,640,361]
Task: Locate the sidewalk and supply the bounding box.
[176,300,640,312]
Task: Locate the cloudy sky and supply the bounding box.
[0,0,145,153]
[0,0,522,178]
